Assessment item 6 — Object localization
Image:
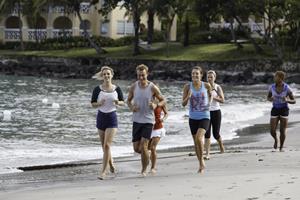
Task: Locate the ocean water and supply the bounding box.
[0,75,299,174]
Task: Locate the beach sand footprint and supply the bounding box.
[246,197,259,200]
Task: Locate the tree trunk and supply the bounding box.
[230,19,242,49]
[294,22,299,51]
[165,15,175,57]
[234,16,263,53]
[183,15,190,47]
[147,8,154,45]
[17,1,24,51]
[76,10,104,55]
[133,8,141,56]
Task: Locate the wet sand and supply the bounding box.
[1,109,300,200]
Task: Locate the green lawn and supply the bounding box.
[0,43,285,61]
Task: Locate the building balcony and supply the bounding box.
[50,3,91,14]
[52,29,73,38]
[4,29,20,41]
[28,29,47,41]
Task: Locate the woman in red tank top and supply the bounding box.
[148,101,168,174]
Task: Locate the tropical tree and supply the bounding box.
[177,0,198,47]
[194,0,219,31]
[284,0,300,51]
[146,0,155,45]
[34,0,104,54]
[101,0,148,55]
[156,0,189,56]
[219,0,264,53]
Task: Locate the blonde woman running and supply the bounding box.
[204,70,225,160]
[91,66,124,180]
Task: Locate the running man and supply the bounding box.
[127,64,165,176]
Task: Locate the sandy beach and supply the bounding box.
[1,109,300,200]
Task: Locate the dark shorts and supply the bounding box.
[96,110,118,131]
[271,107,289,118]
[189,118,210,135]
[205,110,222,139]
[132,122,153,142]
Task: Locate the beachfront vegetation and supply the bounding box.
[1,0,300,61]
[1,43,295,61]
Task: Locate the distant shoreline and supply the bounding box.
[1,56,300,84]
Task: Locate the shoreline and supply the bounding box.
[1,56,300,83]
[1,107,299,199]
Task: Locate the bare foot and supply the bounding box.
[110,164,116,173]
[279,147,284,152]
[97,172,106,180]
[141,171,147,177]
[198,159,205,173]
[198,167,205,174]
[149,168,157,174]
[220,145,225,153]
[204,155,210,160]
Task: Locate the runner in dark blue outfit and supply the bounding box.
[267,71,296,152]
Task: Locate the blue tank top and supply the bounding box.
[189,82,210,120]
[269,83,291,109]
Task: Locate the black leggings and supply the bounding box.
[205,110,221,140]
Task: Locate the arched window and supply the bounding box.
[28,16,47,29]
[5,16,22,28]
[53,16,72,29]
[53,16,73,38]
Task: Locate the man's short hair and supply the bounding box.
[136,64,149,72]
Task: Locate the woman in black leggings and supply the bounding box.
[205,70,225,160]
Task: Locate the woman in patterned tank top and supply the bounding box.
[182,66,212,174]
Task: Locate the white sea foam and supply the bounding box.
[3,110,12,121]
[51,103,60,108]
[1,76,298,175]
[42,98,48,104]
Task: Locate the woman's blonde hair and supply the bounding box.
[207,70,217,79]
[92,66,114,80]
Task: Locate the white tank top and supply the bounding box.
[97,85,119,113]
[132,81,154,124]
[210,84,221,111]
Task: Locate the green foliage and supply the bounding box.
[185,28,250,45]
[113,36,135,47]
[140,30,164,42]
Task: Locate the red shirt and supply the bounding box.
[153,106,163,130]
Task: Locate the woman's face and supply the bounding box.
[102,69,113,82]
[207,73,215,84]
[192,69,202,82]
[274,74,283,84]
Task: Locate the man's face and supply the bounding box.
[137,69,148,82]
